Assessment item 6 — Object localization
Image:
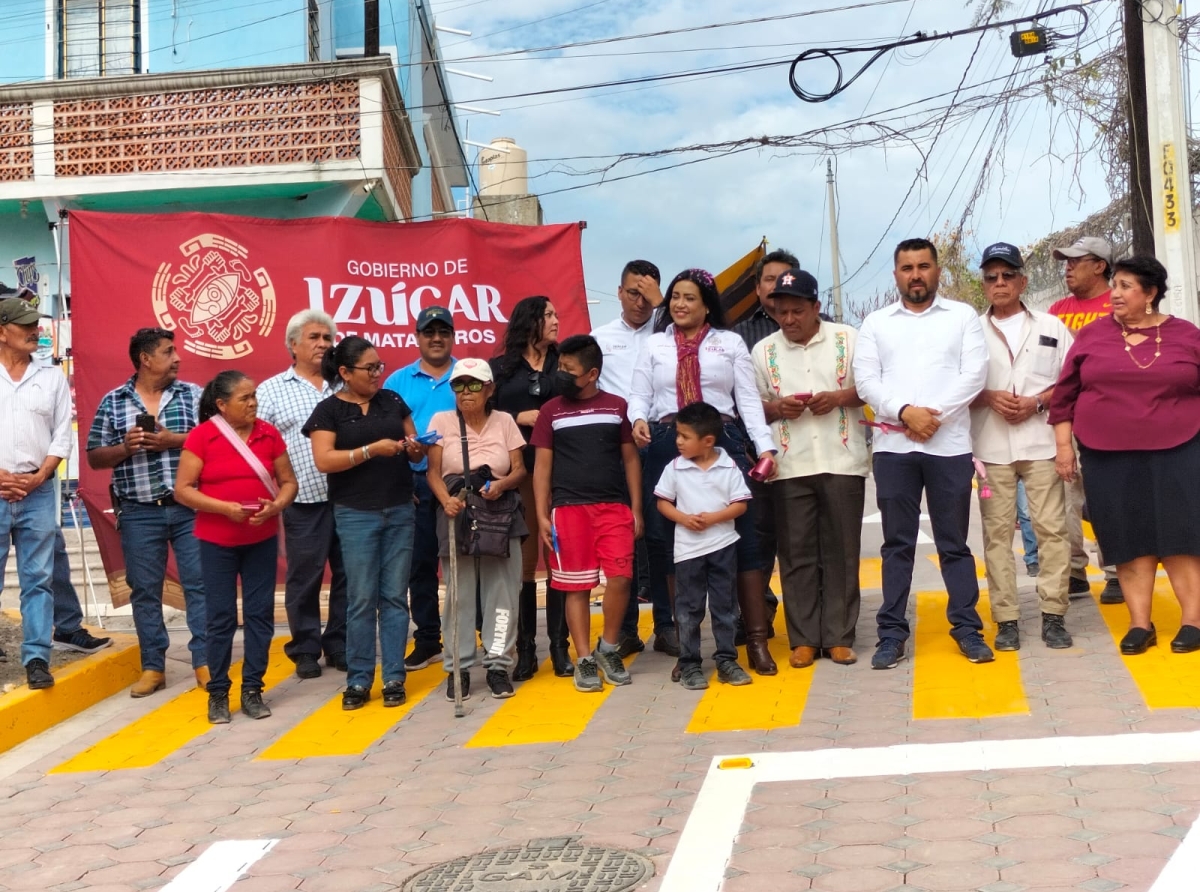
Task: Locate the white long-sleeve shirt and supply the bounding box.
[627,326,776,456]
[0,359,73,472]
[592,314,654,398]
[853,296,989,456]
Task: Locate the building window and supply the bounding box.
[59,0,141,78]
[308,0,321,63]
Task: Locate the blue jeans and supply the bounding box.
[1016,480,1039,568]
[334,503,415,690]
[0,480,57,664]
[199,537,278,696]
[52,526,85,634]
[408,474,442,645]
[118,501,207,672]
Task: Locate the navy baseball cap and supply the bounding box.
[416,306,454,331]
[770,268,819,300]
[980,242,1024,269]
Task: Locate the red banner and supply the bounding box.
[69,210,588,606]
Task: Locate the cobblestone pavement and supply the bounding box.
[2,484,1197,892]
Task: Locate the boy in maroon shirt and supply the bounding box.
[532,335,643,693]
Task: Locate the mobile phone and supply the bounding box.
[135,413,156,433]
[239,501,264,514]
[793,393,813,402]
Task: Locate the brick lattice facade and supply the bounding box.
[0,103,34,182]
[381,108,414,220]
[53,80,362,177]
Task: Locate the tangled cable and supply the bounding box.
[788,3,1090,103]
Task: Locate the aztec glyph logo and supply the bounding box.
[152,234,276,360]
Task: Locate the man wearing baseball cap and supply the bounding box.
[0,296,73,688]
[1048,236,1123,605]
[970,244,1074,651]
[384,306,458,671]
[749,269,869,668]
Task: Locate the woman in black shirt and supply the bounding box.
[304,337,425,711]
[489,296,570,680]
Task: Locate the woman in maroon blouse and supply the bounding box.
[1049,256,1200,655]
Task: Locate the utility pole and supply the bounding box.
[826,159,844,323]
[1123,0,1154,255]
[1138,0,1198,323]
[364,0,380,56]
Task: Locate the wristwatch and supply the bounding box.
[1035,396,1046,414]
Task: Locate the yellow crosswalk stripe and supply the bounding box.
[1094,576,1200,709]
[925,553,989,582]
[466,608,654,748]
[52,638,294,773]
[859,557,883,590]
[912,591,1028,719]
[685,607,814,733]
[258,662,444,760]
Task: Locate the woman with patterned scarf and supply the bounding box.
[628,269,780,677]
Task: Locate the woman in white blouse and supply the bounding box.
[629,268,779,676]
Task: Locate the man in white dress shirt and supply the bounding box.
[853,238,992,669]
[0,297,73,689]
[969,242,1073,652]
[592,259,662,656]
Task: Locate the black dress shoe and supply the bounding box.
[1120,625,1157,655]
[325,652,348,672]
[1171,625,1200,654]
[549,644,574,677]
[512,645,537,682]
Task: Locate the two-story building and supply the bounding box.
[0,0,471,315]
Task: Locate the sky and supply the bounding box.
[428,0,1131,325]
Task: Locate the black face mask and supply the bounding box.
[554,370,584,399]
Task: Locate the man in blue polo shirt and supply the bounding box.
[384,306,458,670]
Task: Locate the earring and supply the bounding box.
[1146,303,1153,316]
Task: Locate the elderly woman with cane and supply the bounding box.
[427,358,529,702]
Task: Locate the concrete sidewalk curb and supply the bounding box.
[0,616,141,755]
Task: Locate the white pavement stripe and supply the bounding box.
[862,512,933,544]
[660,731,1200,892]
[161,840,278,892]
[1150,815,1200,892]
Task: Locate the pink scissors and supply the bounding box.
[858,419,907,434]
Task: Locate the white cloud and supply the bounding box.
[432,0,1119,324]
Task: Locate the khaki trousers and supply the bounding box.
[1066,473,1117,581]
[979,460,1070,622]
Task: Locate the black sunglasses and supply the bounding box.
[528,371,547,398]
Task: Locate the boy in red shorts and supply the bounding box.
[532,334,643,693]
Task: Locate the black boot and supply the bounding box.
[513,581,538,682]
[546,587,574,677]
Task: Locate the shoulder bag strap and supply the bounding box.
[211,415,280,498]
[458,411,473,493]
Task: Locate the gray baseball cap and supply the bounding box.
[1052,236,1114,266]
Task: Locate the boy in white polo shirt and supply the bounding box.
[654,401,754,690]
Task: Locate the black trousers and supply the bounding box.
[774,474,865,649]
[748,475,780,610]
[281,501,348,662]
[675,543,738,667]
[874,451,983,643]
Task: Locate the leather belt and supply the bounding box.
[655,413,736,425]
[125,493,177,507]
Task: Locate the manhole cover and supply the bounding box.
[401,835,654,891]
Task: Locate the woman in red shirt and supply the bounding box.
[176,371,298,723]
[1050,256,1200,655]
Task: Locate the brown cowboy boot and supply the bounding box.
[738,570,777,675]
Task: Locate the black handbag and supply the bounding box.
[452,412,520,559]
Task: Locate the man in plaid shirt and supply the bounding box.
[87,328,207,698]
[257,310,347,678]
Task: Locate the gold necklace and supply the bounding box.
[1121,317,1163,369]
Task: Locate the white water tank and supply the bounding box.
[477,137,529,196]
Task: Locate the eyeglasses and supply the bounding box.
[348,362,385,376]
[1064,256,1102,268]
[451,379,486,393]
[982,270,1021,283]
[620,287,649,305]
[419,327,453,339]
[528,371,547,398]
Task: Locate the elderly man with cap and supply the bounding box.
[257,309,348,678]
[1048,236,1123,605]
[0,296,73,687]
[971,243,1074,651]
[750,269,869,667]
[384,305,458,671]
